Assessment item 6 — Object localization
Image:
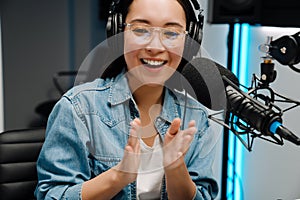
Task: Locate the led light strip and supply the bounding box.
[227,23,250,200]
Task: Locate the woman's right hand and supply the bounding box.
[113,118,141,184]
[82,118,141,199]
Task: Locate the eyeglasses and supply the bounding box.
[125,23,188,48]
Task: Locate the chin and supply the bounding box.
[136,77,166,87]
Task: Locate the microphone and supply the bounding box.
[224,76,300,146]
[181,57,300,146]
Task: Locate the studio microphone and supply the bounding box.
[181,57,300,146]
[224,76,300,146]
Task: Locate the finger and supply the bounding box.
[168,118,181,135]
[131,119,141,152]
[128,118,141,147]
[124,144,134,153]
[182,120,197,137]
[130,118,141,132]
[188,120,196,128]
[181,128,197,153]
[183,126,197,139]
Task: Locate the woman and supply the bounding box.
[35,0,219,199]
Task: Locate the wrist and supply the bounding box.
[164,155,185,172]
[111,167,136,186]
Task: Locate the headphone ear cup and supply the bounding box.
[112,13,119,36]
[184,10,204,60]
[106,12,123,38]
[106,14,113,38]
[113,13,123,54]
[193,22,203,45]
[184,21,202,60]
[116,13,123,34]
[106,13,124,55]
[188,19,203,45]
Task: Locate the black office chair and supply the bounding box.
[0,128,45,200]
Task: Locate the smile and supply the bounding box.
[141,58,167,68]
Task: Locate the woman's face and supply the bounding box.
[124,0,186,87]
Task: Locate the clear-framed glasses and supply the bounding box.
[125,23,188,48]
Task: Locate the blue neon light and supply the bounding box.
[227,23,250,200]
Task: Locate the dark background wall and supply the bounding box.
[0,0,106,130]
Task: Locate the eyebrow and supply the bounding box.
[128,19,185,28]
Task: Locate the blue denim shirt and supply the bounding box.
[35,72,219,199]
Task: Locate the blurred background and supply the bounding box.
[0,0,300,199]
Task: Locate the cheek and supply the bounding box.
[169,45,185,67]
[169,39,185,56]
[124,31,140,54]
[124,51,139,71]
[124,34,142,70]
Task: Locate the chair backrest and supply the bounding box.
[0,128,45,200]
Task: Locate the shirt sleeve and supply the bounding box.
[35,96,90,200]
[185,116,220,200]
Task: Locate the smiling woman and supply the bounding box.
[124,0,186,89]
[34,0,219,199]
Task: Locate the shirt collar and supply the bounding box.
[108,72,200,124]
[159,89,180,124]
[108,72,132,105]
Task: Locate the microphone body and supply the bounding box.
[225,84,280,135]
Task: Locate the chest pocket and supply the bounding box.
[88,153,121,177]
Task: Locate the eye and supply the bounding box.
[132,27,150,36]
[163,30,180,40]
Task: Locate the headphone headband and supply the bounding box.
[191,0,200,10]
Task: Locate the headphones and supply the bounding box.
[106,0,123,39]
[187,0,204,45]
[106,0,204,46]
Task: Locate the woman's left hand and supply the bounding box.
[163,118,197,169]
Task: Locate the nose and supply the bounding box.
[145,32,166,54]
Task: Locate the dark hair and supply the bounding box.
[101,0,198,86]
[114,0,197,27]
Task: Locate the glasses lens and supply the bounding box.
[161,29,183,47]
[163,30,180,40]
[130,25,151,44]
[128,24,185,47]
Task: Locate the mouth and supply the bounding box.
[141,58,167,68]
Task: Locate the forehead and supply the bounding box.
[126,0,186,26]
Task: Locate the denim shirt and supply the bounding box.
[35,72,219,200]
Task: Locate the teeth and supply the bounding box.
[143,59,165,66]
